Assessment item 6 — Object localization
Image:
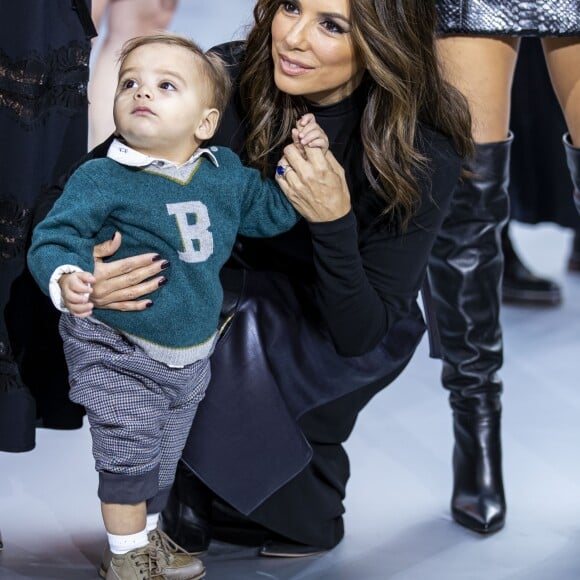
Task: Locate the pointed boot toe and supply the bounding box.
[452,492,505,534]
[451,411,506,535]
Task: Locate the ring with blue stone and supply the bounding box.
[276,164,290,177]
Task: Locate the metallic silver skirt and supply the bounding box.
[435,1,580,36]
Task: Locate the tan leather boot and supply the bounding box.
[103,535,204,580]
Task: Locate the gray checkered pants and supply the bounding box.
[59,314,210,511]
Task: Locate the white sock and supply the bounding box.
[146,513,160,533]
[107,528,149,555]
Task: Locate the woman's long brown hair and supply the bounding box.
[239,0,472,228]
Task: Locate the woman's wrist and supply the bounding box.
[306,208,355,234]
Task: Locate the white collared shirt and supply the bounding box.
[107,138,219,170]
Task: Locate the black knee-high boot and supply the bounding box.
[429,135,512,534]
[564,134,580,215]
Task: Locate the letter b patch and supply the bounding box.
[166,201,214,263]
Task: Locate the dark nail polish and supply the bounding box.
[152,255,162,262]
[158,277,167,287]
[145,301,154,308]
[161,261,170,270]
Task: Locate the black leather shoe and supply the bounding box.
[259,539,327,558]
[502,228,562,306]
[161,495,212,553]
[451,411,506,534]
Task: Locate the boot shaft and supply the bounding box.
[563,133,580,215]
[429,134,513,411]
[445,133,513,225]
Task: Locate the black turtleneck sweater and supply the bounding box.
[210,42,462,357]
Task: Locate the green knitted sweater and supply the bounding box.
[28,147,298,366]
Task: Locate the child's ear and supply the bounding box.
[195,108,220,141]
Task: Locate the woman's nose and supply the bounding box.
[284,20,309,49]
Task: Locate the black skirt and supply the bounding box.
[435,1,580,36]
[177,268,425,547]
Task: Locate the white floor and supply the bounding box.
[3,2,580,578]
[2,230,579,580]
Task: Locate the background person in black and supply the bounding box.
[0,0,95,454]
[0,0,94,552]
[431,1,580,536]
[38,0,470,555]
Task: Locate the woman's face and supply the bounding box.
[271,0,365,105]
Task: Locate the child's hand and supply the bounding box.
[59,271,96,318]
[292,113,329,154]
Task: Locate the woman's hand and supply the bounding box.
[275,142,351,223]
[91,232,169,311]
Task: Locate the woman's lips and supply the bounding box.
[278,54,314,76]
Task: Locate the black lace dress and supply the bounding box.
[0,0,95,452]
[435,1,580,36]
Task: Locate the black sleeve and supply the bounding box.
[33,137,113,227]
[309,132,461,356]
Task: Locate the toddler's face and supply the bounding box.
[113,43,215,163]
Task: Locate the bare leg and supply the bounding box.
[101,501,147,535]
[543,38,580,145]
[437,36,519,141]
[88,0,179,147]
